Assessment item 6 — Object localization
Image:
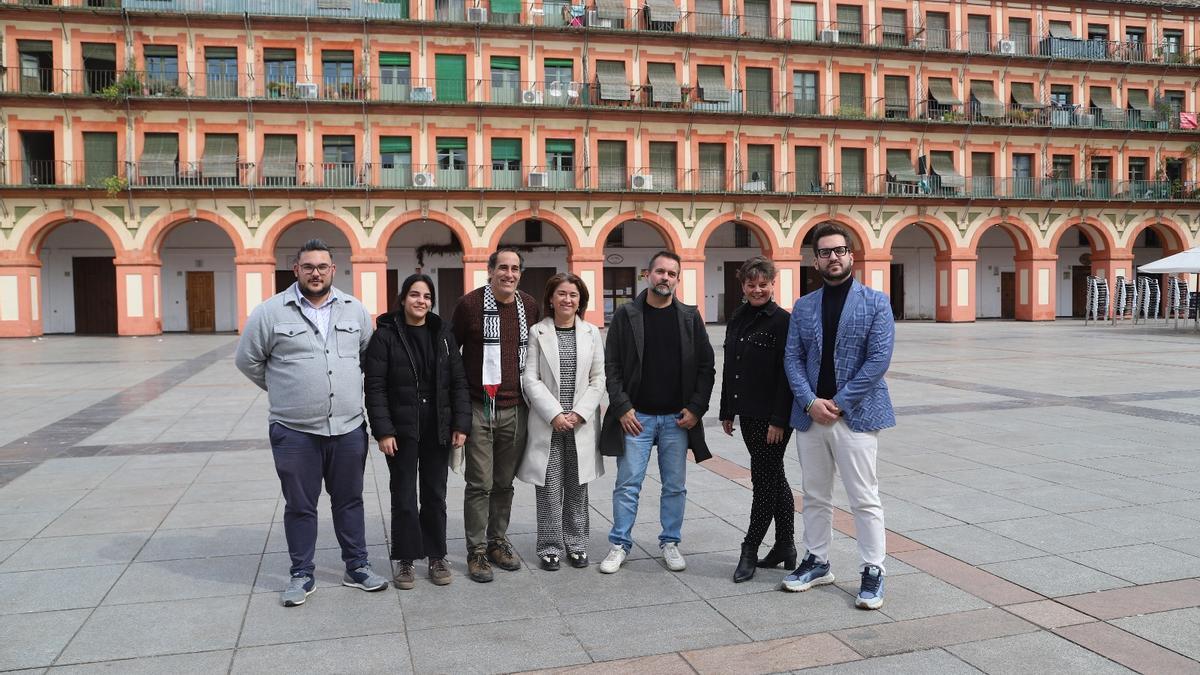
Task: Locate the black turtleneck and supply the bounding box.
[817,278,854,399]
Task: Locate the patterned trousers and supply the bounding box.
[740,416,795,548]
[535,431,590,557]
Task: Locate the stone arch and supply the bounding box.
[881,215,958,255]
[692,211,780,257]
[261,210,365,257]
[17,210,128,259]
[791,213,873,253]
[1046,216,1117,254]
[591,210,685,253]
[967,217,1040,255]
[373,209,474,252]
[140,210,247,257]
[486,209,583,254]
[1122,217,1189,255]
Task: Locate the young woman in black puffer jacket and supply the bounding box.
[364,273,470,589]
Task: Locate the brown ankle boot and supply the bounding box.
[467,549,493,583]
[487,539,522,571]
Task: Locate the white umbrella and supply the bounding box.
[1139,247,1200,329]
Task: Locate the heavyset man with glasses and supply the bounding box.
[236,238,390,607]
[782,223,895,610]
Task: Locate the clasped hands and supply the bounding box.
[551,411,585,432]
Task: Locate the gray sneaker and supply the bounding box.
[343,564,389,592]
[281,574,315,607]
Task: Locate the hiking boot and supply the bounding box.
[781,554,834,593]
[487,538,522,571]
[428,558,452,586]
[467,549,494,583]
[343,564,389,592]
[856,565,885,610]
[392,560,415,590]
[599,545,627,574]
[280,573,314,607]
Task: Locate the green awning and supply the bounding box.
[1128,89,1157,121]
[18,40,53,54]
[437,137,468,150]
[927,78,961,105]
[492,0,520,13]
[202,134,238,178]
[262,135,298,178]
[143,45,178,57]
[1010,82,1045,109]
[140,133,178,178]
[887,152,920,182]
[81,43,116,60]
[264,48,295,61]
[378,52,410,67]
[205,47,237,59]
[379,136,412,154]
[544,58,574,68]
[322,50,354,63]
[491,138,521,161]
[546,139,574,154]
[491,56,520,71]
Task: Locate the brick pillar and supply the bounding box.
[773,250,803,309]
[114,254,162,336]
[679,252,705,319]
[463,251,490,296]
[1015,251,1058,321]
[934,254,977,322]
[235,252,277,331]
[857,251,893,294]
[0,257,43,338]
[569,250,605,326]
[351,252,389,320]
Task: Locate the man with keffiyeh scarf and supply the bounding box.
[451,248,541,583]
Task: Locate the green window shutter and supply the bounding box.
[82,43,116,61]
[264,48,295,61]
[492,0,520,13]
[545,139,574,154]
[323,50,354,63]
[144,45,178,58]
[491,56,520,71]
[649,142,676,168]
[83,132,118,185]
[491,138,521,161]
[437,137,468,150]
[379,52,411,67]
[435,54,467,102]
[379,136,412,154]
[544,58,574,68]
[794,146,820,189]
[598,140,625,166]
[747,145,772,175]
[205,47,237,60]
[839,73,864,109]
[380,0,410,17]
[699,143,724,169]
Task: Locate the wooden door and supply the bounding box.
[1071,266,1089,318]
[72,257,117,334]
[1000,271,1015,319]
[185,271,216,333]
[603,267,637,323]
[890,264,905,319]
[517,267,557,309]
[437,267,465,320]
[722,260,744,323]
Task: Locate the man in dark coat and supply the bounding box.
[598,250,715,575]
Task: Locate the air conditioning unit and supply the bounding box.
[521,88,544,104]
[527,171,547,188]
[410,86,435,101]
[467,6,487,22]
[820,29,839,43]
[413,172,435,187]
[296,82,319,99]
[631,173,654,190]
[997,39,1017,54]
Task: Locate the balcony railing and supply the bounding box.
[1,159,129,187]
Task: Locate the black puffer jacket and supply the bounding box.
[364,311,470,446]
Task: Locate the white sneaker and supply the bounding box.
[662,543,686,571]
[599,545,627,574]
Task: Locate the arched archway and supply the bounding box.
[793,216,871,296]
[695,214,779,323]
[970,219,1039,319]
[381,217,469,319]
[269,217,355,297]
[1049,218,1117,318]
[38,219,120,334]
[598,218,674,323]
[158,221,241,332]
[486,211,577,304]
[1128,218,1189,318]
[883,218,956,321]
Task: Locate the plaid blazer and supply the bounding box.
[784,281,896,432]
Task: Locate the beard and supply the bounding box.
[299,278,332,300]
[650,282,674,297]
[819,264,853,284]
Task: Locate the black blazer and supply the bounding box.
[599,291,716,462]
[719,300,794,428]
[363,311,470,447]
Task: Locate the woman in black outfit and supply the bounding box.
[719,256,796,583]
[364,274,470,589]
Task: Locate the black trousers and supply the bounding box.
[270,422,369,576]
[385,399,449,561]
[739,416,795,548]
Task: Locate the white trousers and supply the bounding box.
[796,419,886,572]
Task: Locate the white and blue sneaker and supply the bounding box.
[280,573,315,607]
[781,554,834,592]
[855,565,885,609]
[343,564,389,592]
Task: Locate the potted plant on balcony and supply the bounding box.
[99,65,144,102]
[101,174,129,197]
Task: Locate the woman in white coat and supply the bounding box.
[518,272,606,570]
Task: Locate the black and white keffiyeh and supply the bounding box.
[481,284,528,405]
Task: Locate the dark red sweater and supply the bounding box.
[450,286,540,407]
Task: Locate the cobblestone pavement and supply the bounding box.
[1,321,1198,673]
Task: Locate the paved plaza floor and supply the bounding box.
[1,321,1199,674]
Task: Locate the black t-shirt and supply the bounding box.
[817,279,853,400]
[404,322,436,396]
[635,301,683,415]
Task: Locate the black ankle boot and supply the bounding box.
[733,543,758,583]
[756,542,798,569]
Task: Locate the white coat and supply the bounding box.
[517,317,606,487]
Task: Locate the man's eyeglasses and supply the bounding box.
[816,246,851,259]
[299,264,333,275]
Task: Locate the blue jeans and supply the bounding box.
[608,412,689,551]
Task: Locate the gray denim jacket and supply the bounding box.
[234,283,373,436]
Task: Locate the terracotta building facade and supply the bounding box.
[0,0,1198,336]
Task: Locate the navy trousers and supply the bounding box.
[270,422,369,576]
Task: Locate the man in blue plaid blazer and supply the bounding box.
[781,222,895,610]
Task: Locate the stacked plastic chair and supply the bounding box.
[1084,276,1109,324]
[1136,276,1160,323]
